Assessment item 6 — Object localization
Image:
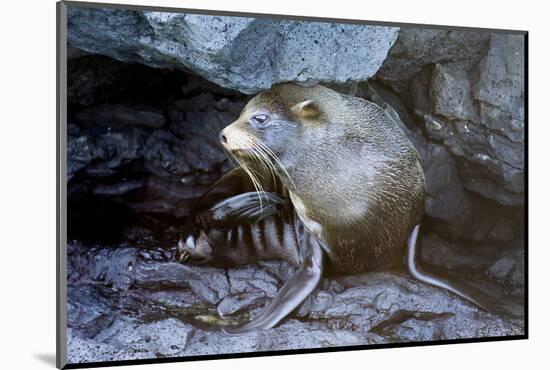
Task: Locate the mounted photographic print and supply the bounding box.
[56,1,527,368]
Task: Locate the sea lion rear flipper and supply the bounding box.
[406,225,493,311]
[222,232,324,335]
[206,191,285,228]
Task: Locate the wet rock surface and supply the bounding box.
[65,9,526,365]
[66,238,524,363]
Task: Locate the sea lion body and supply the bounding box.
[220,84,425,274]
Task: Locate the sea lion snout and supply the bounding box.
[219,124,249,154]
[219,127,232,150]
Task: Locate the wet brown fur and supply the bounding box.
[222,83,425,274]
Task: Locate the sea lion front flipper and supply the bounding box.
[406,225,493,311]
[222,231,324,335]
[207,191,286,228]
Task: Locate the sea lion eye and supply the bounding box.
[250,113,269,126]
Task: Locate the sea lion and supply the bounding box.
[177,83,490,334]
[220,82,424,275]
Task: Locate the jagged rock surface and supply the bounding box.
[67,7,399,93]
[67,241,524,363]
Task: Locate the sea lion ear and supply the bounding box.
[291,100,319,119]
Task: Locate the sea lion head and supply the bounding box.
[219,83,330,190]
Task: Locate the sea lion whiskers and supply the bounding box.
[236,157,266,210]
[246,137,284,189]
[251,137,297,191]
[243,136,275,184]
[240,137,275,209]
[229,135,269,210]
[249,140,278,190]
[222,145,240,170]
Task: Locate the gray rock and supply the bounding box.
[409,54,524,205]
[294,271,523,341]
[67,125,147,180]
[67,6,399,93]
[420,112,524,206]
[226,263,288,296]
[423,143,473,228]
[93,318,194,358]
[468,34,525,204]
[488,243,525,286]
[377,28,491,86]
[67,128,96,180]
[489,257,517,280]
[67,244,139,290]
[67,329,136,364]
[479,103,524,142]
[257,320,369,350]
[378,29,524,207]
[67,55,131,106]
[67,88,243,217]
[358,81,521,242]
[75,103,166,128]
[140,289,204,310]
[420,233,499,269]
[67,285,116,338]
[91,179,145,197]
[431,62,476,121]
[66,237,524,364]
[168,93,245,141]
[143,130,209,176]
[134,260,230,304]
[183,327,259,355]
[474,34,525,122]
[123,178,207,219]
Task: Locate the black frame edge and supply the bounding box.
[523,32,529,339]
[63,335,528,369]
[57,1,68,369]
